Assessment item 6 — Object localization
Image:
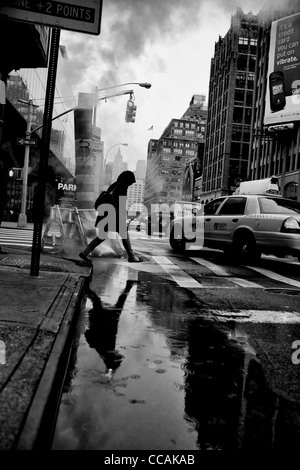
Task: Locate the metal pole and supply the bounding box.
[0,72,7,148]
[93,86,97,126]
[30,28,60,277]
[18,99,37,227]
[29,89,134,136]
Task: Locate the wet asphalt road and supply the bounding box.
[51,235,300,450]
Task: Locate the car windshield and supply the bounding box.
[259,197,300,215]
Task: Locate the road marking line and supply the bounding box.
[229,277,264,288]
[189,257,263,288]
[205,309,300,323]
[153,256,203,288]
[189,257,230,276]
[246,265,300,289]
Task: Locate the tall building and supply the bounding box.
[111,147,128,184]
[181,95,207,202]
[249,0,300,200]
[103,163,113,190]
[135,159,146,180]
[201,8,258,202]
[144,95,207,213]
[127,180,145,215]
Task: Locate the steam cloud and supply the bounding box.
[61,0,267,93]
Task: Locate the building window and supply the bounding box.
[285,182,298,200]
[236,72,246,88]
[233,106,243,123]
[247,73,255,89]
[237,55,247,70]
[235,89,244,104]
[249,56,256,72]
[244,108,252,124]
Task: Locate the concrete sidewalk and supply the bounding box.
[0,247,92,450]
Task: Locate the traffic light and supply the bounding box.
[125,98,137,123]
[8,168,22,180]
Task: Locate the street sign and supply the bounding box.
[0,0,102,35]
[17,137,37,146]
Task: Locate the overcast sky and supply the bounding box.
[60,0,269,171]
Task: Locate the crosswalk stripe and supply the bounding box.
[189,257,230,276]
[153,256,203,288]
[189,257,263,288]
[154,255,298,290]
[229,277,264,288]
[205,309,300,323]
[246,265,300,289]
[0,228,53,250]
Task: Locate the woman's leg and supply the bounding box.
[121,229,143,262]
[79,236,104,262]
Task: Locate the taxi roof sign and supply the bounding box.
[233,176,281,196]
[0,0,102,35]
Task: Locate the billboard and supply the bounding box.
[264,12,300,126]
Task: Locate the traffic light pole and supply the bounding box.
[18,99,38,228]
[29,89,134,136]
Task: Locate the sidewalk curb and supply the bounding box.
[15,274,89,450]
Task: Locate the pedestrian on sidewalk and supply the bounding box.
[0,148,14,254]
[79,170,143,264]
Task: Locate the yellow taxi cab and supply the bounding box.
[169,177,300,262]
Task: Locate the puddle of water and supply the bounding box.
[52,269,300,450]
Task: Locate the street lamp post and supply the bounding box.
[101,142,128,190]
[28,82,152,135]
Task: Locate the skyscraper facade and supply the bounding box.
[144,95,206,213]
[135,159,146,180]
[201,8,258,202]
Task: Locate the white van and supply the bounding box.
[233,176,281,196]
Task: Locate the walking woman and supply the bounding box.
[79,170,143,263]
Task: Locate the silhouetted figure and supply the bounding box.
[79,171,143,264]
[85,280,136,377]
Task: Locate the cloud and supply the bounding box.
[61,0,266,93]
[59,0,272,171]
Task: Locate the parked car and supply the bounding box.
[169,194,300,262]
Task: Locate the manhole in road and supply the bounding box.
[264,288,300,296]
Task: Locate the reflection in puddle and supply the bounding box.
[52,268,300,450]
